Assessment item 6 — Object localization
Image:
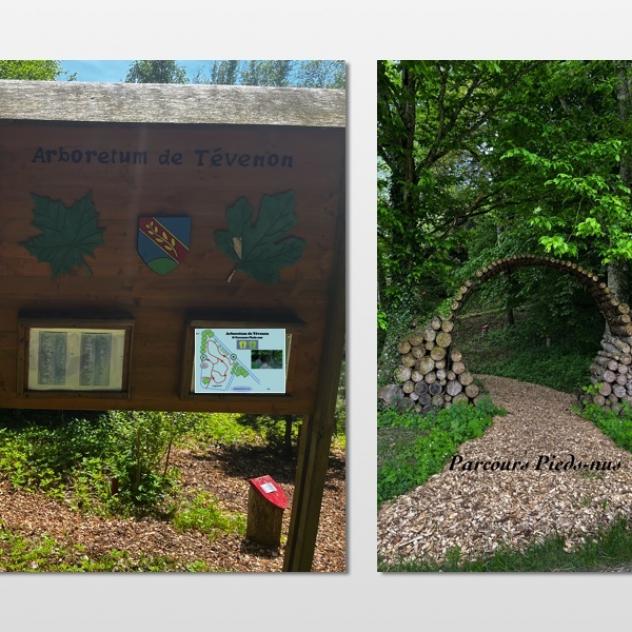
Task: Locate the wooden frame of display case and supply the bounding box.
[17,317,135,399]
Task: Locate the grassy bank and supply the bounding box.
[378,397,505,504]
[582,403,632,453]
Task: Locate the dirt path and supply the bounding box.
[378,375,632,565]
[0,446,345,572]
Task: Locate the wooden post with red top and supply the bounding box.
[247,475,289,548]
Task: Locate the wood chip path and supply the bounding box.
[378,375,632,565]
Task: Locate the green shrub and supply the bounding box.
[377,397,505,504]
[101,410,200,512]
[173,492,246,539]
[0,418,112,499]
[0,410,200,515]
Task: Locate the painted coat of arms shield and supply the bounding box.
[137,216,191,275]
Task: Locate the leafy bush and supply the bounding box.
[0,417,113,503]
[105,410,197,511]
[173,492,246,539]
[0,410,199,515]
[377,397,505,504]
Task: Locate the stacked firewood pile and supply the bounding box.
[459,256,632,338]
[393,316,480,413]
[588,334,632,411]
[381,255,632,413]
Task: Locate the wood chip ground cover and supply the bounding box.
[0,443,345,572]
[378,375,632,566]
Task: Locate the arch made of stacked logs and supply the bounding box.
[393,255,632,414]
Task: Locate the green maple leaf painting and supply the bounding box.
[214,190,305,284]
[22,192,105,277]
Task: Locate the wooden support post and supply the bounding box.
[283,184,345,572]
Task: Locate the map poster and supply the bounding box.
[193,328,286,394]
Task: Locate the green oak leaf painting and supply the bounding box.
[22,192,105,277]
[214,190,305,284]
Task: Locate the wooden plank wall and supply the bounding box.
[0,120,345,414]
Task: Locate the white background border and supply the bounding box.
[3,1,632,629]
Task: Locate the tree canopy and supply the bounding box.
[378,60,632,378]
[193,60,345,88]
[0,60,61,80]
[124,60,345,88]
[125,60,188,84]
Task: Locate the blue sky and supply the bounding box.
[60,60,213,82]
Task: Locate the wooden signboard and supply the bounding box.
[0,80,346,571]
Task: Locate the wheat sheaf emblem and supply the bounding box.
[145,220,178,256]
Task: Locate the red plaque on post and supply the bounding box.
[248,475,288,510]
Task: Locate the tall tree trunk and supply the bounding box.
[611,64,631,305]
[377,255,388,355]
[284,415,294,457]
[602,64,632,337]
[378,319,413,385]
[378,64,419,379]
[497,224,516,325]
[505,270,518,326]
[386,64,418,282]
[400,65,417,218]
[608,263,628,302]
[506,302,515,326]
